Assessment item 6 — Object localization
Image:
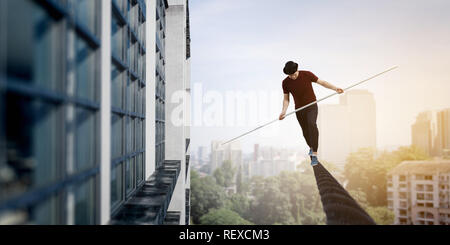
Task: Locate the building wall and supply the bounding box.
[165,0,189,225]
[388,166,450,225]
[0,0,189,225]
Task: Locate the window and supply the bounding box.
[417,184,424,191]
[111,64,124,109]
[125,159,134,195]
[32,195,59,225]
[417,193,424,200]
[1,0,100,224]
[111,14,125,61]
[75,36,97,101]
[75,108,97,172]
[399,209,407,216]
[74,177,96,225]
[73,0,98,35]
[399,192,407,199]
[111,114,123,159]
[110,0,146,214]
[111,163,123,208]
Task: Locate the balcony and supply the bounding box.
[110,160,181,225]
[163,211,181,225]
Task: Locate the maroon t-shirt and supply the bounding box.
[282,70,319,109]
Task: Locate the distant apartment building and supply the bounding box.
[318,90,376,168]
[387,160,450,225]
[411,111,435,156]
[248,159,295,178]
[210,141,242,174]
[0,0,191,225]
[253,144,259,162]
[245,146,298,178]
[197,145,207,165]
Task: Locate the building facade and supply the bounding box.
[0,0,190,225]
[387,160,450,225]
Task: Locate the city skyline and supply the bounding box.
[190,0,450,154]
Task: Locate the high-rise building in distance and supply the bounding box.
[436,109,450,157]
[411,111,434,156]
[210,140,242,174]
[318,90,376,168]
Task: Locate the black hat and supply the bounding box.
[283,61,298,75]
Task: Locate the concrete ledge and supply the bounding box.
[110,160,181,225]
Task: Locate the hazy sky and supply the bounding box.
[189,0,450,154]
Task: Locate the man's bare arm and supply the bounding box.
[316,79,344,93]
[279,93,290,120]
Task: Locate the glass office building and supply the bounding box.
[0,0,191,225]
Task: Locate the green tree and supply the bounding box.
[236,164,243,194]
[199,208,253,225]
[249,176,295,225]
[348,188,369,209]
[344,146,430,206]
[213,160,237,188]
[190,170,227,224]
[366,206,394,225]
[226,193,251,220]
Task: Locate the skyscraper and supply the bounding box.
[411,111,434,156]
[436,108,450,157]
[0,0,191,225]
[318,90,376,168]
[318,104,350,166]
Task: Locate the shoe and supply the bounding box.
[311,155,319,166]
[308,148,313,156]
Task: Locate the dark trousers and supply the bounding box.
[295,104,319,152]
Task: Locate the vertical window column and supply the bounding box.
[155,0,166,170]
[110,0,146,215]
